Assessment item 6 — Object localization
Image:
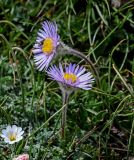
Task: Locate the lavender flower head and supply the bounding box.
[32,21,60,71]
[47,63,94,90]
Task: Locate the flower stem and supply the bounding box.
[61,90,69,138]
[10,144,15,159]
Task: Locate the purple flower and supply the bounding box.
[32,21,60,71]
[47,63,94,90]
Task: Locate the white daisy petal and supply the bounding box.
[6,125,12,132]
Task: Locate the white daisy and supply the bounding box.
[1,125,24,144]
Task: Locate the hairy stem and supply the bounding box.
[61,90,70,138]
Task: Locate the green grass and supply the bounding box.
[0,0,134,159]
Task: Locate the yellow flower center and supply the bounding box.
[8,133,16,141]
[42,38,54,54]
[63,73,77,83]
